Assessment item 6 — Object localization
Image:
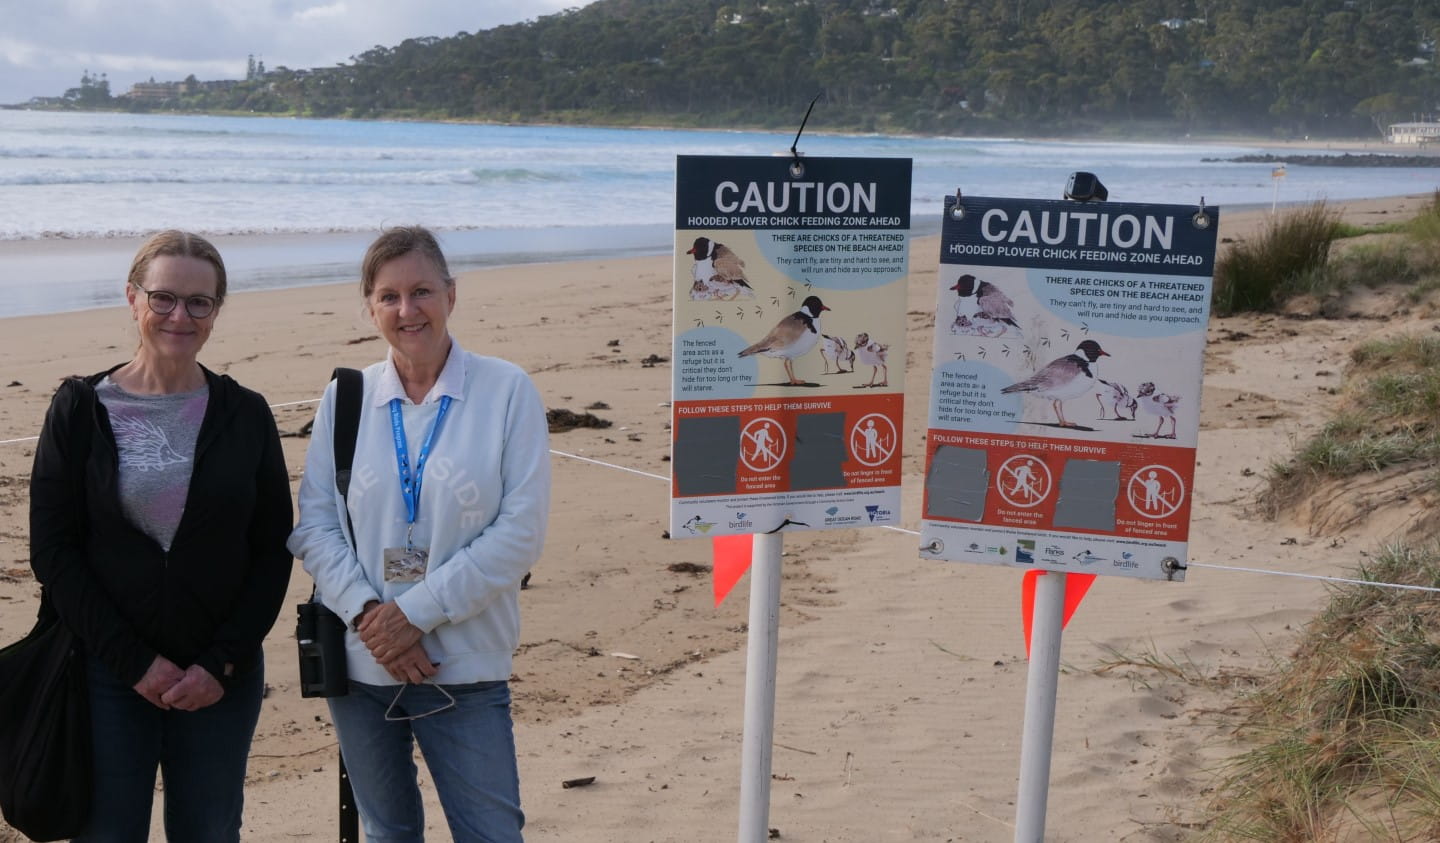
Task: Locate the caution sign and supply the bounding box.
[919,195,1218,581]
[670,156,912,538]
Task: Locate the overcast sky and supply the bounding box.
[0,0,587,104]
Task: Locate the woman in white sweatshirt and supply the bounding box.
[288,225,550,842]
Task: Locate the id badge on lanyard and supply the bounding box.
[383,395,451,583]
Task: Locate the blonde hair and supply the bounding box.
[128,230,227,300]
[360,226,454,299]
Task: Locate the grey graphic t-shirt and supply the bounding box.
[96,377,208,552]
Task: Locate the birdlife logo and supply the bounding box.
[1015,539,1036,564]
[728,510,754,531]
[864,505,894,523]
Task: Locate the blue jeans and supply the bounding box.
[328,680,524,843]
[73,654,264,843]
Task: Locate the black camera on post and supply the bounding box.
[1064,171,1109,202]
[296,601,350,698]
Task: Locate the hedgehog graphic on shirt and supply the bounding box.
[112,414,190,472]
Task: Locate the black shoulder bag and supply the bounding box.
[293,367,362,843]
[0,596,90,841]
[295,367,362,699]
[0,383,94,841]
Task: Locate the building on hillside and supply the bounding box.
[1388,122,1440,145]
[126,80,179,101]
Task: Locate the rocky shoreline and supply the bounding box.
[1204,152,1440,167]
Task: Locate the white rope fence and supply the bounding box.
[4,395,1438,594]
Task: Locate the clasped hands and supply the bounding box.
[356,600,438,684]
[133,656,225,711]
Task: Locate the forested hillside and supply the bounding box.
[88,0,1440,136]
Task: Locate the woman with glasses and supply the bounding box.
[29,229,294,841]
[288,225,549,841]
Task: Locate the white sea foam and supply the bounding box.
[0,109,1434,317]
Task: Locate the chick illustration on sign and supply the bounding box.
[853,332,889,388]
[819,334,854,374]
[1135,382,1181,438]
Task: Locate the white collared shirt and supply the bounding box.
[373,337,467,407]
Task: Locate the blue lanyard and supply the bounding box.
[389,395,453,528]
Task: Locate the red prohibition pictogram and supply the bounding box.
[996,454,1051,508]
[849,413,897,466]
[740,417,787,472]
[1126,464,1185,519]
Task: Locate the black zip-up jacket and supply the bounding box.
[29,365,294,688]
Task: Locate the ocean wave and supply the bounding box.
[0,224,387,240]
[0,166,577,186]
[0,146,573,163]
[0,219,659,242]
[20,124,250,139]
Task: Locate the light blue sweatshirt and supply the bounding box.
[287,339,550,685]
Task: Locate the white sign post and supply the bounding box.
[1015,570,1066,842]
[669,154,913,841]
[737,532,783,842]
[920,191,1220,840]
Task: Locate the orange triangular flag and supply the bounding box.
[712,534,752,607]
[1021,570,1096,657]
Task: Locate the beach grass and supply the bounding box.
[1264,333,1440,516]
[1212,201,1342,316]
[1214,226,1440,835]
[1091,641,1226,692]
[1199,544,1440,842]
[1214,192,1440,316]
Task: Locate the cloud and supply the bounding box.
[0,0,582,104]
[0,36,242,85]
[291,2,348,23]
[0,37,47,68]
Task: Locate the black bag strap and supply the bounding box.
[324,367,362,843]
[330,367,363,531]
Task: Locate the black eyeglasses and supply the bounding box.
[130,281,219,319]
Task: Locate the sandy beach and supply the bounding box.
[0,192,1436,842]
